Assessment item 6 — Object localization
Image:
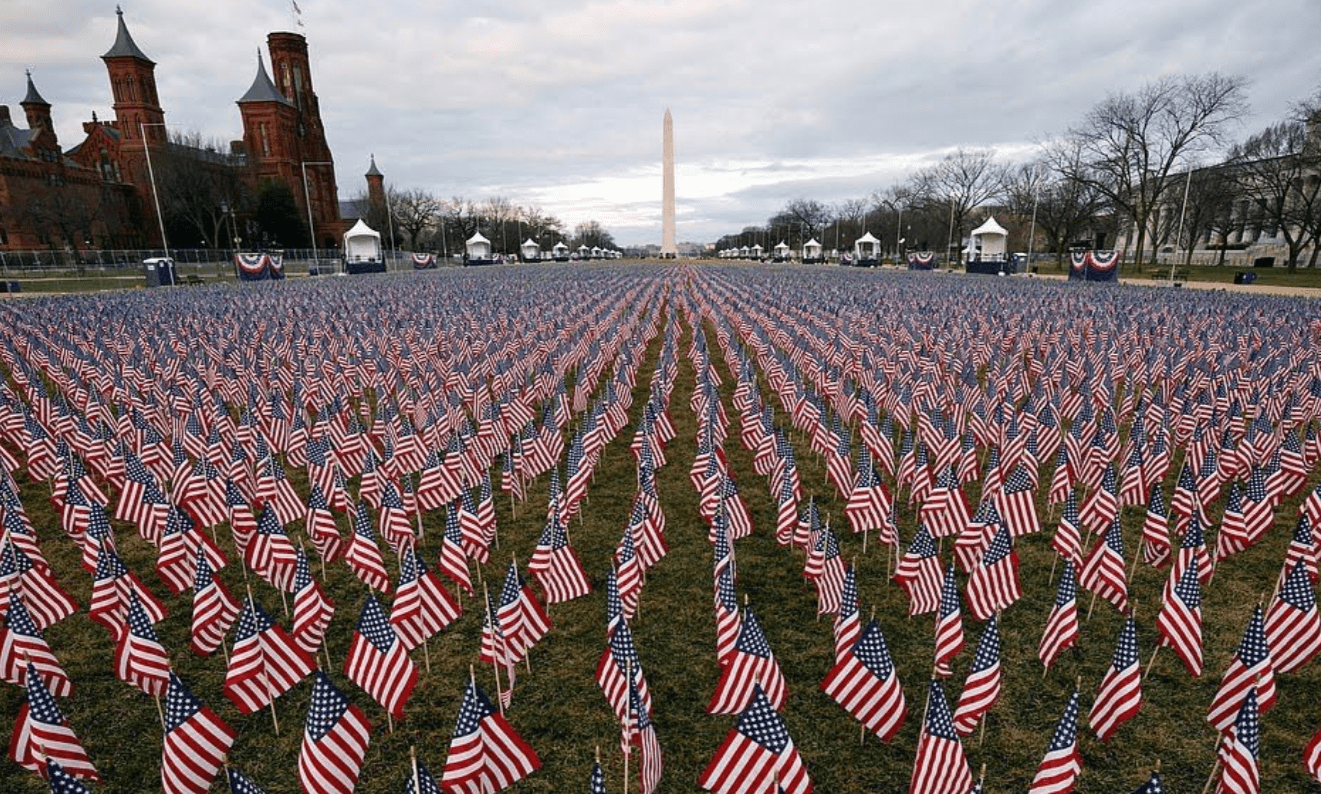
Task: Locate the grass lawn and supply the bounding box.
[1,268,1319,793]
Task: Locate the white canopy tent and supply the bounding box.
[970,216,1009,261]
[854,231,881,260]
[343,219,382,263]
[552,241,570,259]
[802,238,823,261]
[773,241,790,259]
[520,238,541,261]
[466,231,492,260]
[750,244,764,258]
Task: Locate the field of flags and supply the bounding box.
[1,263,1321,793]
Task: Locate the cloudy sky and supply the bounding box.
[4,0,1319,246]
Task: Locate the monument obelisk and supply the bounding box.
[661,108,677,258]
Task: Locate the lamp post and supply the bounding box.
[1169,167,1195,285]
[139,121,171,262]
[1027,164,1041,274]
[301,160,334,272]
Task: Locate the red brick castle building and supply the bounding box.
[0,7,346,253]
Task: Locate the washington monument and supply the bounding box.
[661,108,677,257]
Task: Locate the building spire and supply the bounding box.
[103,5,154,63]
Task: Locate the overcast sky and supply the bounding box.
[4,0,1319,246]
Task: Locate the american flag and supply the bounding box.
[88,544,165,641]
[291,545,335,656]
[616,523,643,621]
[391,547,462,651]
[995,462,1041,537]
[807,523,847,616]
[244,505,297,592]
[498,561,550,660]
[845,446,893,538]
[301,488,338,562]
[479,589,517,708]
[44,759,94,794]
[1264,560,1321,674]
[223,595,314,714]
[1142,484,1172,568]
[933,564,964,677]
[2,540,79,631]
[1039,560,1079,672]
[457,488,489,564]
[698,683,811,794]
[965,525,1022,620]
[1208,605,1276,734]
[1079,516,1129,614]
[1050,489,1082,568]
[9,661,98,780]
[156,506,225,596]
[589,760,606,794]
[378,479,416,557]
[908,680,972,794]
[0,591,73,697]
[713,565,741,668]
[596,619,652,724]
[820,616,907,742]
[1028,689,1082,794]
[345,501,392,594]
[113,591,172,696]
[160,672,236,794]
[527,510,591,604]
[298,671,372,794]
[404,758,444,794]
[893,524,943,616]
[624,669,663,794]
[441,677,541,794]
[833,562,861,663]
[1089,615,1142,743]
[439,502,475,597]
[1216,686,1260,794]
[344,593,418,720]
[952,614,1001,737]
[189,547,239,657]
[708,606,787,715]
[1157,555,1204,677]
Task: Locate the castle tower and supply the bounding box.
[238,31,340,248]
[101,6,165,147]
[20,71,53,143]
[366,155,384,206]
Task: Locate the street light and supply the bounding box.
[1169,166,1195,285]
[301,160,334,271]
[139,121,171,262]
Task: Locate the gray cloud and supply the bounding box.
[3,0,1318,245]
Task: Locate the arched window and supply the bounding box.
[260,122,270,155]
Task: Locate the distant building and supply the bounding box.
[0,7,348,253]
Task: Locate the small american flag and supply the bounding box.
[298,671,372,794]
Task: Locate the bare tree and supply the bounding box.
[1060,72,1249,267]
[779,199,832,242]
[1009,142,1116,270]
[391,188,440,250]
[1225,105,1321,270]
[1174,166,1238,267]
[153,130,245,248]
[910,148,1007,261]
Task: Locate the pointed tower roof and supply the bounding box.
[21,71,48,106]
[238,53,293,106]
[365,155,382,177]
[102,6,154,63]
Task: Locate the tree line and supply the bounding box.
[716,74,1321,271]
